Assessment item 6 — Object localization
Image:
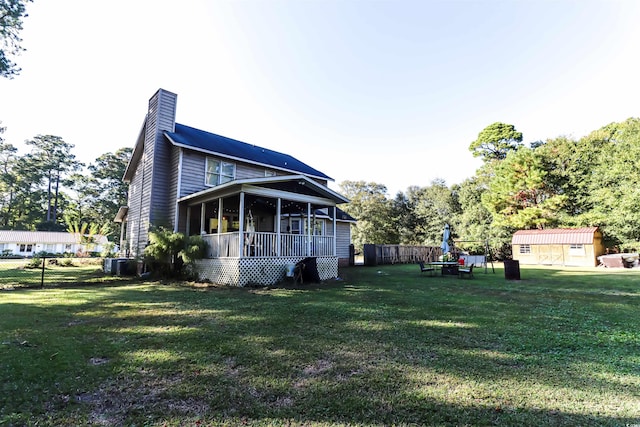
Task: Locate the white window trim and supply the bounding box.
[18,243,34,252]
[205,157,236,187]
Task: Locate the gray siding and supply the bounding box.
[166,144,181,230]
[148,91,177,229]
[127,89,178,257]
[336,222,352,260]
[126,150,149,257]
[236,162,269,180]
[179,150,207,196]
[178,151,294,197]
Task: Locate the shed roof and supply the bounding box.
[165,123,332,181]
[512,227,599,245]
[0,230,108,245]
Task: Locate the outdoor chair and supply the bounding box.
[458,264,474,279]
[418,261,435,276]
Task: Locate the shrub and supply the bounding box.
[25,257,43,269]
[144,227,206,278]
[60,258,75,267]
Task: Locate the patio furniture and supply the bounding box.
[418,261,435,276]
[459,264,474,279]
[430,261,459,276]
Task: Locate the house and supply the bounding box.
[116,89,355,286]
[511,227,605,267]
[0,230,109,257]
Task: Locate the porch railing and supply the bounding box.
[201,232,334,258]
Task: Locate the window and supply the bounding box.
[519,244,531,254]
[569,244,585,256]
[306,219,324,235]
[265,170,276,177]
[289,218,301,234]
[18,244,33,252]
[205,158,235,186]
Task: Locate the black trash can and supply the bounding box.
[363,244,377,266]
[504,259,520,280]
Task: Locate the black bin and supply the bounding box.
[504,259,520,280]
[363,244,377,266]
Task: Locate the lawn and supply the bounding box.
[1,264,639,426]
[0,258,118,289]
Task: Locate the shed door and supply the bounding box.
[538,245,564,265]
[550,245,564,265]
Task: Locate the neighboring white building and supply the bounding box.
[0,230,109,257]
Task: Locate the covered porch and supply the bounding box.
[178,175,349,286]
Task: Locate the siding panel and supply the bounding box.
[336,222,351,260]
[180,151,207,196]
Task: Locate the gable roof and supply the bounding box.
[512,227,600,245]
[0,230,109,245]
[165,123,332,181]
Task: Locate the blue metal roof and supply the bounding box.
[165,123,332,180]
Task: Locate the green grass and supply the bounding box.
[0,258,121,288]
[1,264,639,426]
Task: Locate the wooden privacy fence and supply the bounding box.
[363,244,441,266]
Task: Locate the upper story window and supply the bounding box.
[206,158,235,186]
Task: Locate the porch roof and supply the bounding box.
[114,206,128,223]
[177,175,350,207]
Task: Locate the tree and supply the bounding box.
[0,124,19,227]
[25,135,82,225]
[64,172,98,226]
[338,181,398,250]
[452,177,493,254]
[469,122,523,161]
[66,218,109,255]
[400,180,459,246]
[7,153,46,229]
[0,0,32,78]
[482,147,567,230]
[86,148,131,236]
[583,118,640,248]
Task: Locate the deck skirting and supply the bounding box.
[195,256,339,287]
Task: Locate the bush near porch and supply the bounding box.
[1,264,638,426]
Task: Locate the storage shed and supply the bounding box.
[511,227,605,267]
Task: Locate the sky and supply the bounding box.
[1,0,640,196]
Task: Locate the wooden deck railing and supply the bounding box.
[201,232,335,258]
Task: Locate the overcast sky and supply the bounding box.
[1,0,639,196]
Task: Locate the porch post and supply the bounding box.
[200,203,206,234]
[332,206,337,256]
[239,192,245,257]
[185,206,191,235]
[217,198,223,235]
[276,198,282,257]
[307,202,312,256]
